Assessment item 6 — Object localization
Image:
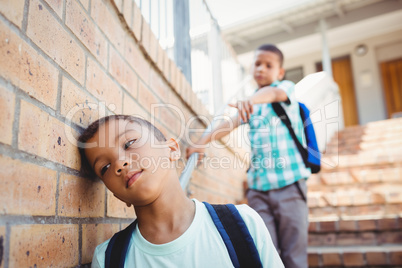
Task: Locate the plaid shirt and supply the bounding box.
[244,80,311,191]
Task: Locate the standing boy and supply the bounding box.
[187,44,311,268]
[78,115,283,267]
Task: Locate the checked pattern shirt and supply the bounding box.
[244,80,311,191]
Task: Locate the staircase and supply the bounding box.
[307,118,402,267]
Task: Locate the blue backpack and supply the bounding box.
[105,202,262,268]
[272,102,321,174]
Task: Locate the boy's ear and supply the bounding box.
[278,68,285,80]
[167,138,181,161]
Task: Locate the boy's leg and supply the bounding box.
[271,179,309,268]
[246,189,279,249]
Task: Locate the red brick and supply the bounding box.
[359,232,376,245]
[378,217,398,230]
[337,233,358,246]
[0,155,57,216]
[148,31,158,64]
[122,0,133,28]
[309,221,318,232]
[150,68,169,101]
[378,231,402,244]
[0,85,15,145]
[308,252,320,266]
[18,100,80,169]
[132,3,142,40]
[156,44,164,72]
[27,0,85,84]
[343,252,365,266]
[0,0,25,28]
[339,220,357,231]
[389,250,402,265]
[60,77,100,127]
[163,53,171,81]
[91,0,125,53]
[371,192,386,204]
[9,224,79,267]
[79,0,89,10]
[366,251,387,265]
[65,0,108,68]
[86,57,123,113]
[157,106,180,135]
[0,225,4,268]
[123,94,149,120]
[109,46,138,96]
[388,191,402,204]
[125,36,151,84]
[44,0,63,18]
[138,80,159,112]
[358,219,377,231]
[0,20,59,109]
[322,252,342,266]
[319,221,337,232]
[82,223,120,263]
[308,234,322,246]
[58,173,105,217]
[114,0,123,12]
[106,190,136,218]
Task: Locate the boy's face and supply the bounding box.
[84,119,180,206]
[252,50,285,88]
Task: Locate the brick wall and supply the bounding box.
[0,0,247,266]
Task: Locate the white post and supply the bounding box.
[319,19,332,77]
[208,20,223,114]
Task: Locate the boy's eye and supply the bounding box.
[100,164,110,176]
[124,139,137,149]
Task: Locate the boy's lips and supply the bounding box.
[125,170,143,188]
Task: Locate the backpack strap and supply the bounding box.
[105,219,137,268]
[271,102,309,169]
[203,202,262,268]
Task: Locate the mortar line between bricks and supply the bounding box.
[62,0,67,23]
[26,0,205,132]
[22,0,112,93]
[55,171,61,216]
[0,215,133,226]
[0,143,81,177]
[21,0,30,33]
[78,223,83,265]
[108,0,205,122]
[88,0,92,16]
[4,224,10,268]
[0,70,85,138]
[11,94,21,150]
[56,72,63,115]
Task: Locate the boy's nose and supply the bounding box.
[115,161,128,175]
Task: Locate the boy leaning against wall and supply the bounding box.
[77,114,283,267]
[187,44,311,268]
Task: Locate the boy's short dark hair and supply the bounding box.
[257,44,284,67]
[77,115,167,180]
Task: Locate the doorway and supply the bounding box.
[380,58,402,118]
[317,56,359,126]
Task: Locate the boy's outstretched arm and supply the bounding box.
[229,86,288,122]
[186,114,241,160]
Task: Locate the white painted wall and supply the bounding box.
[283,29,402,125]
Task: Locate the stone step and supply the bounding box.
[308,203,401,221]
[306,166,402,189]
[307,185,402,209]
[325,138,402,155]
[308,245,402,267]
[321,149,402,170]
[308,216,402,247]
